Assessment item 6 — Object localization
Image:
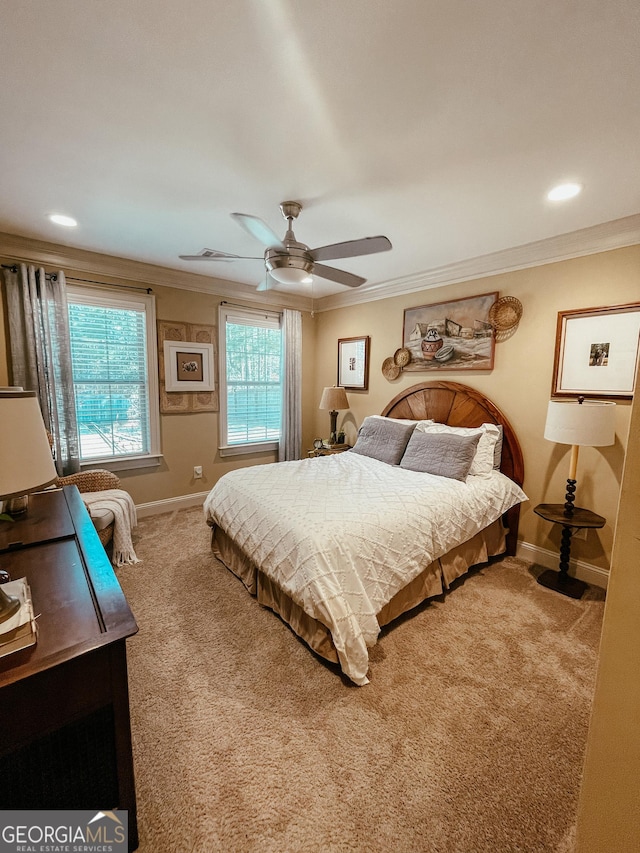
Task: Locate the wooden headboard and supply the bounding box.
[381,381,524,555]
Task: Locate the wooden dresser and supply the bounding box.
[0,486,139,850]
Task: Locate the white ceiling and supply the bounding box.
[1,0,639,302]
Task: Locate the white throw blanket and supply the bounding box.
[82,489,140,567]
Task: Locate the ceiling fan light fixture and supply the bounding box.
[266,250,314,285]
[269,267,313,285]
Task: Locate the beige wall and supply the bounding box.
[0,255,316,506]
[1,241,637,571]
[575,353,640,852]
[313,245,639,572]
[117,283,316,504]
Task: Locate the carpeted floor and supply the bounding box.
[117,507,605,853]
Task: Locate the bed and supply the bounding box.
[204,381,527,685]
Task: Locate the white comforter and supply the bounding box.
[204,452,527,685]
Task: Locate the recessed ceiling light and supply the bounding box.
[547,183,582,202]
[48,213,78,227]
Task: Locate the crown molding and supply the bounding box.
[0,231,314,313]
[314,214,640,313]
[3,214,639,316]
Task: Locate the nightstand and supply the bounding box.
[534,502,605,599]
[308,444,352,458]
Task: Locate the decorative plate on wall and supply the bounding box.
[393,347,411,367]
[382,356,401,381]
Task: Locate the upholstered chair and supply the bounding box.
[54,469,121,547]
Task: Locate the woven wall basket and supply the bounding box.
[382,356,401,380]
[489,296,523,331]
[393,347,411,367]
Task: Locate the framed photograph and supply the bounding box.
[164,340,215,392]
[552,302,640,398]
[402,292,497,371]
[338,336,370,390]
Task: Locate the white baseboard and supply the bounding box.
[517,541,609,590]
[135,490,208,518]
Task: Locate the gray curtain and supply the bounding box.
[279,308,302,462]
[4,264,80,475]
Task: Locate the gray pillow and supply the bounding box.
[399,430,481,480]
[351,417,416,465]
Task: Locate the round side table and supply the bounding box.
[534,503,605,599]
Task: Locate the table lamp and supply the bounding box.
[544,396,616,517]
[0,389,58,623]
[319,386,349,444]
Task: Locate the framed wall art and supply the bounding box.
[157,320,219,413]
[164,340,215,392]
[402,292,497,372]
[338,336,370,390]
[551,302,640,398]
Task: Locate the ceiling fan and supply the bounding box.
[179,201,392,291]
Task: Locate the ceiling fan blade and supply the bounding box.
[313,263,366,288]
[231,212,285,250]
[310,235,392,262]
[179,248,263,261]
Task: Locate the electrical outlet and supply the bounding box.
[193,465,203,479]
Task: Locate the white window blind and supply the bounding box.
[219,305,283,454]
[67,287,160,467]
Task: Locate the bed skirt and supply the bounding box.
[210,519,507,665]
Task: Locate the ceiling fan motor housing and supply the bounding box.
[265,244,313,276]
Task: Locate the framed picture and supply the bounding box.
[402,292,497,371]
[552,302,640,398]
[338,336,370,390]
[164,340,215,392]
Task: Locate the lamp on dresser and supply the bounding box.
[319,385,349,445]
[0,389,58,622]
[535,396,616,599]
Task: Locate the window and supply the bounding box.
[67,287,161,470]
[218,304,283,455]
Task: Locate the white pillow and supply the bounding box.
[415,421,502,476]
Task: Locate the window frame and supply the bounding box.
[218,303,283,457]
[67,285,162,471]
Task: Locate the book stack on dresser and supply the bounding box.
[0,577,37,658]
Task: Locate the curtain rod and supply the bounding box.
[65,275,152,294]
[1,264,152,293]
[220,300,281,319]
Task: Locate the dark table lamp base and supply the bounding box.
[537,568,588,600]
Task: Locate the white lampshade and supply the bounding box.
[0,390,58,500]
[319,386,349,411]
[544,400,616,447]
